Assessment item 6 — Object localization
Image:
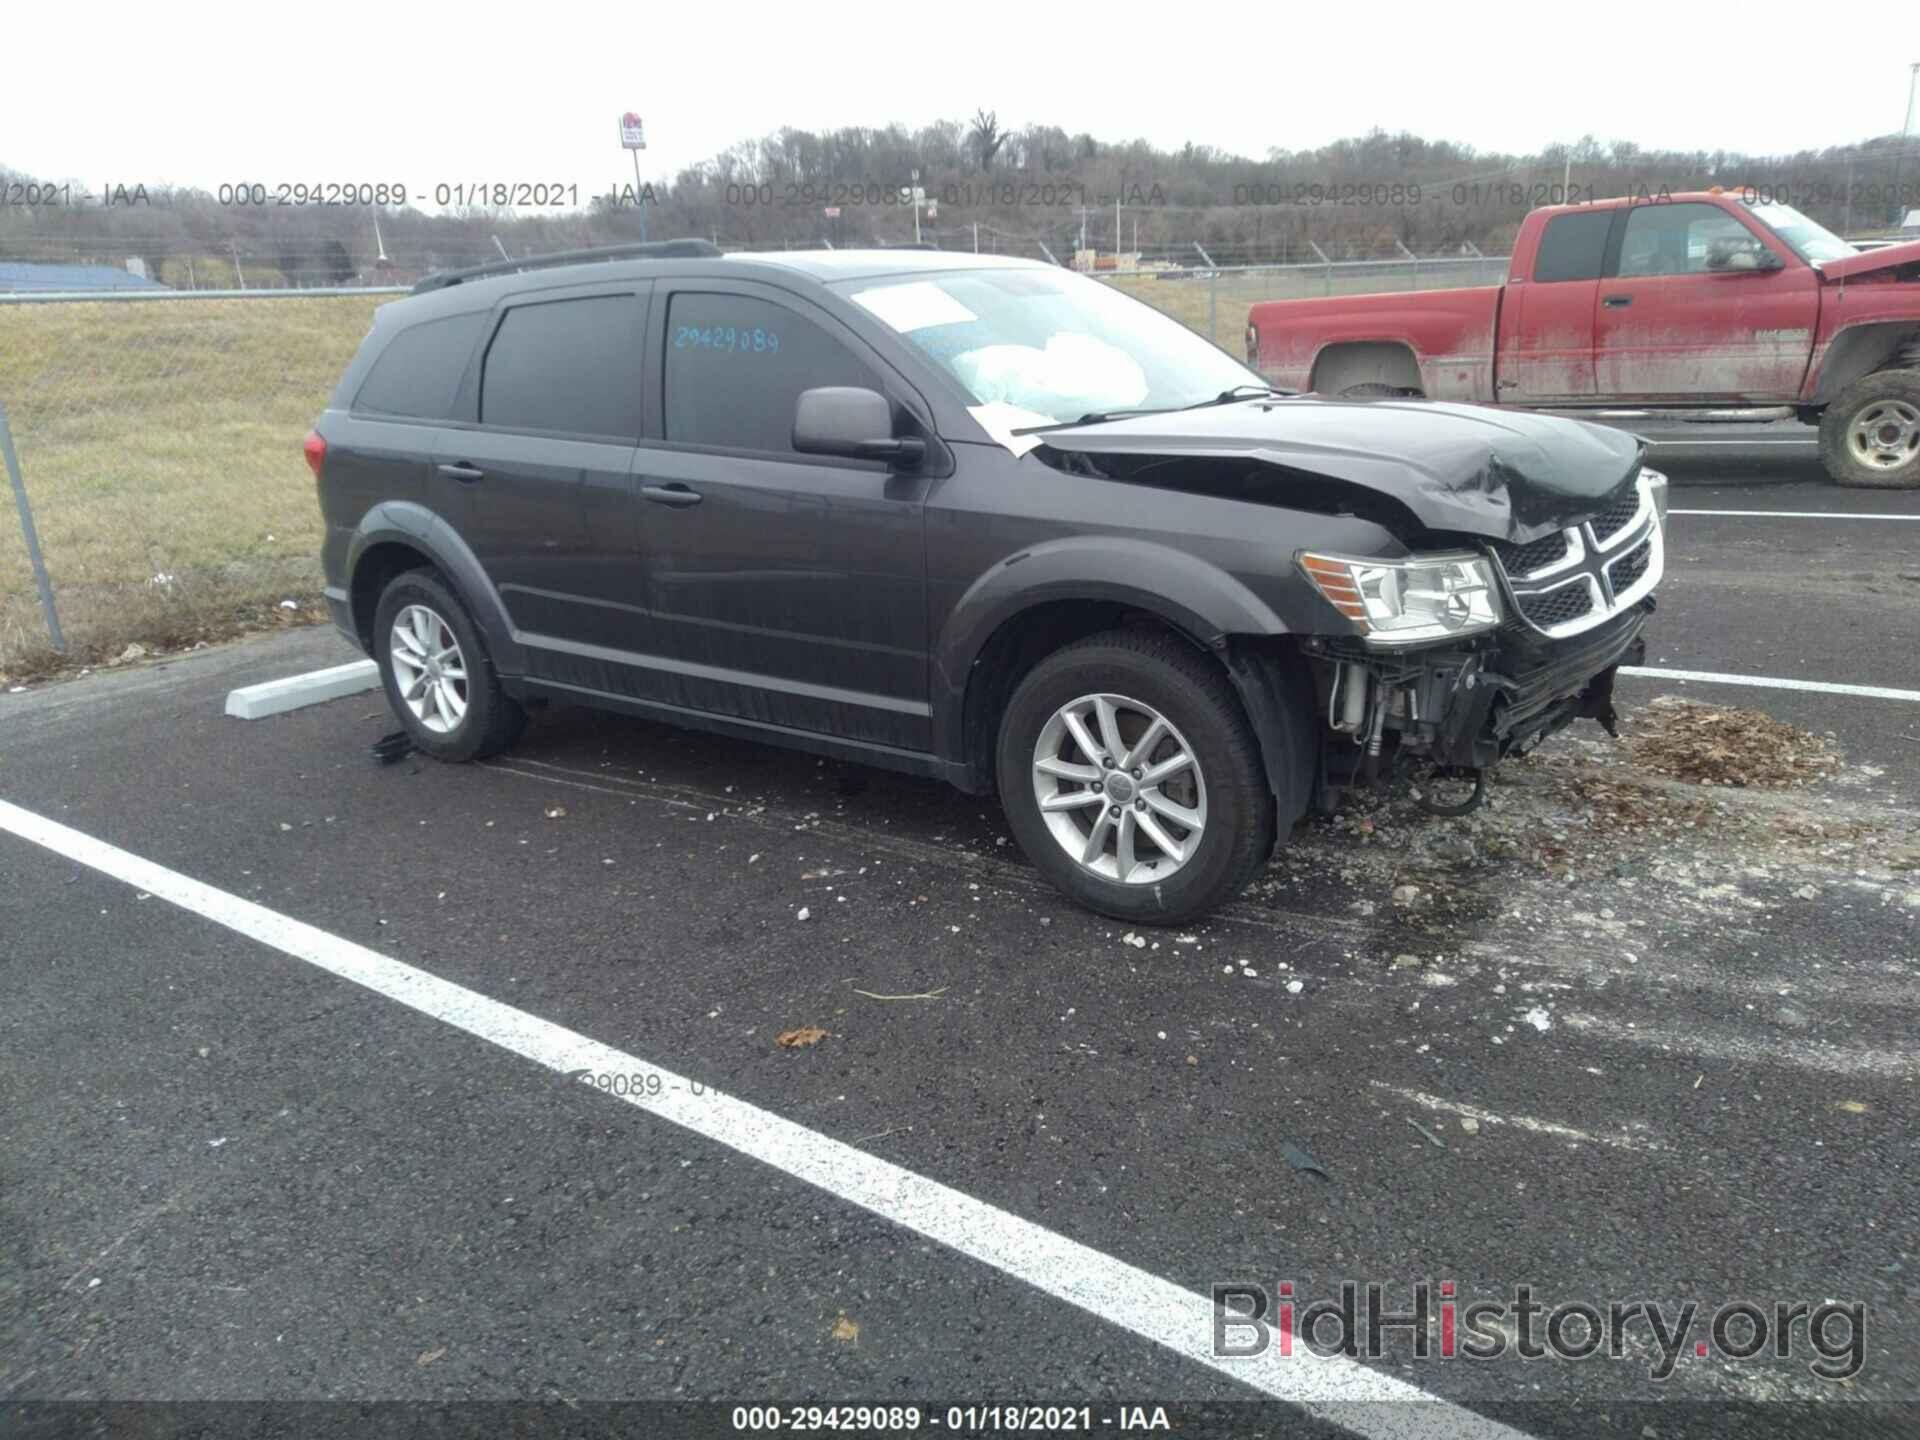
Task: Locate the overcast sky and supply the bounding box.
[4,3,1915,206]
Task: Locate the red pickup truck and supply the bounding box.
[1245,190,1920,488]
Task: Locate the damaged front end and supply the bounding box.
[1297,469,1666,811]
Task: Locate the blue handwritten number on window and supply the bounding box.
[673,323,782,355]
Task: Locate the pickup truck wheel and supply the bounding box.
[373,569,525,763]
[997,630,1274,925]
[1819,369,1920,489]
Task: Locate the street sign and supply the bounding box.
[619,113,646,150]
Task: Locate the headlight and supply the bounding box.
[1298,550,1504,645]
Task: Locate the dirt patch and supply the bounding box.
[1627,697,1837,788]
[0,592,329,688]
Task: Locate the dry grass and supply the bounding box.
[0,293,398,675]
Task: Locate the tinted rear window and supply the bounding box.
[1533,211,1613,283]
[353,311,486,419]
[480,295,641,439]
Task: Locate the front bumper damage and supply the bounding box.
[1301,467,1664,807]
[1314,605,1650,787]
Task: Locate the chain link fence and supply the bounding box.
[0,252,1511,676]
[0,289,404,675]
[1096,254,1511,350]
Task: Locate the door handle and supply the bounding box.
[640,483,702,508]
[1601,294,1633,309]
[437,462,485,483]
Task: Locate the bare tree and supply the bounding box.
[969,109,1007,171]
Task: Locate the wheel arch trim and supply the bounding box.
[932,536,1290,779]
[345,502,526,674]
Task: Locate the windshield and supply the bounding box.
[841,267,1263,425]
[1741,200,1857,264]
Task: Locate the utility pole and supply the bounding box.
[1893,62,1920,229]
[229,240,247,290]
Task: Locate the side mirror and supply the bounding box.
[793,386,926,467]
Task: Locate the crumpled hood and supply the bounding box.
[1817,240,1920,282]
[1034,397,1645,543]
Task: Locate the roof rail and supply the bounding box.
[879,241,942,250]
[411,239,723,294]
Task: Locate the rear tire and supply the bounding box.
[1819,369,1920,489]
[373,569,524,763]
[996,630,1275,925]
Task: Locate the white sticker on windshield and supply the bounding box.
[967,401,1056,458]
[851,281,978,333]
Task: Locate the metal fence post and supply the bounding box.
[0,398,65,654]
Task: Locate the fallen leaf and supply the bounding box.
[830,1314,860,1344]
[776,1027,828,1049]
[545,806,567,819]
[417,1347,447,1366]
[1835,1100,1869,1114]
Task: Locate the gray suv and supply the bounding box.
[308,240,1665,923]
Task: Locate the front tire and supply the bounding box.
[1819,369,1920,489]
[996,630,1275,925]
[373,569,524,763]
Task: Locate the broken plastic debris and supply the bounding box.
[1279,1142,1331,1181]
[1406,1117,1447,1149]
[371,731,415,764]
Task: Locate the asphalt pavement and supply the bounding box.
[2,437,1917,1440]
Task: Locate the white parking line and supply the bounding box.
[1671,509,1920,520]
[1619,667,1920,704]
[0,796,1527,1440]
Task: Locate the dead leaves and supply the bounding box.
[1632,698,1837,789]
[776,1026,828,1049]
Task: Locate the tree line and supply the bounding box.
[3,117,1915,288]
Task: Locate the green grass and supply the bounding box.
[0,294,398,674]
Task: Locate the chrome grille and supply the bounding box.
[1515,582,1595,629]
[1493,530,1570,579]
[1489,472,1664,640]
[1607,537,1653,593]
[1588,486,1645,546]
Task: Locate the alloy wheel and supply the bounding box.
[1030,692,1207,884]
[389,604,469,734]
